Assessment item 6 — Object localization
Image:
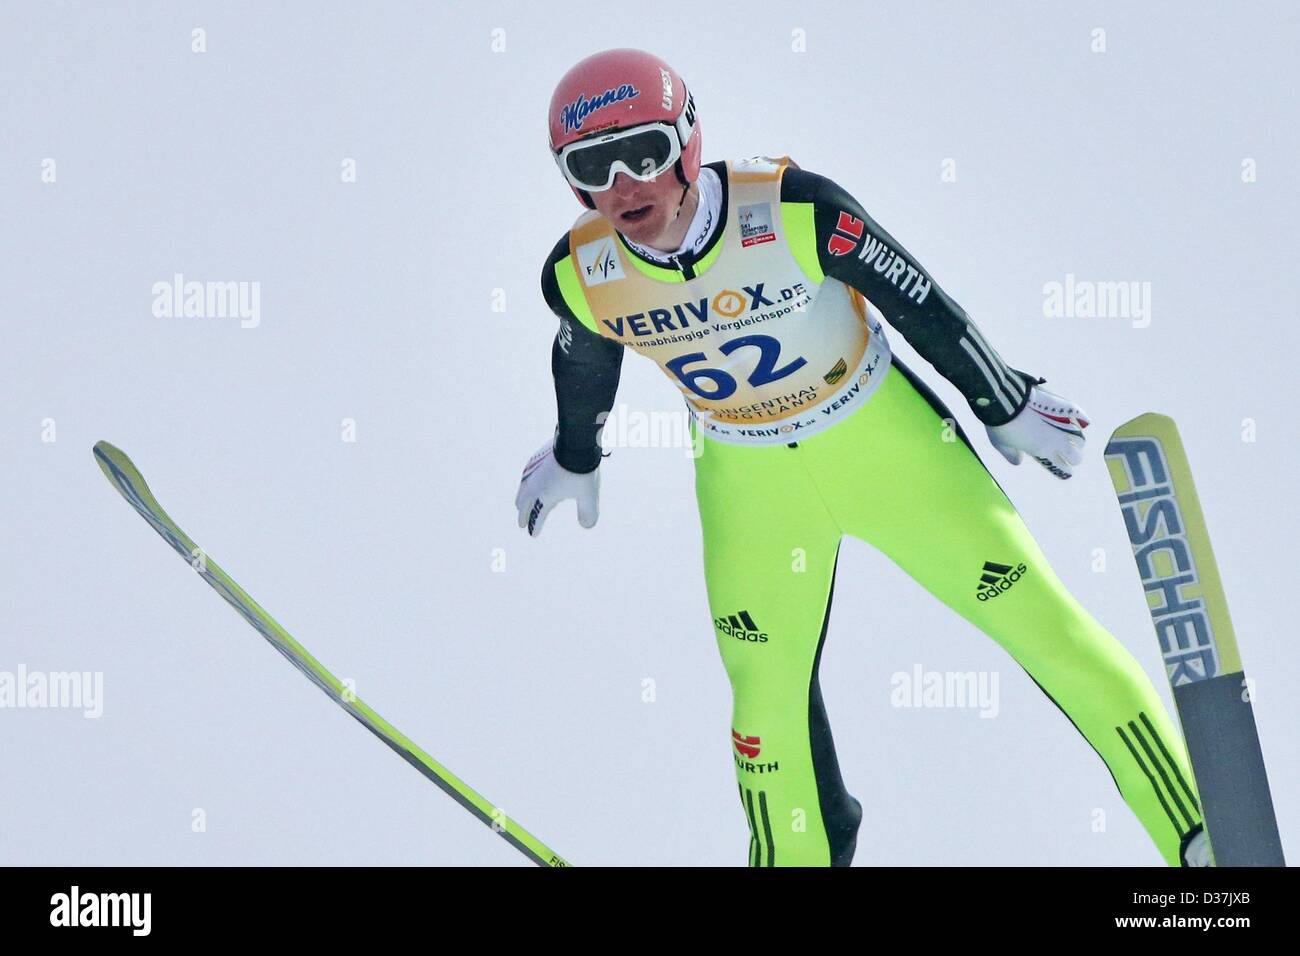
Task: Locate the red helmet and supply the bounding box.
[547,48,702,209]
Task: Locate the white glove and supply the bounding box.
[984,384,1089,479]
[514,439,600,537]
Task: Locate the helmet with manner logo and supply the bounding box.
[547,48,701,209]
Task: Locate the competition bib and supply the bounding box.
[563,156,891,445]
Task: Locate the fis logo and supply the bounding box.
[732,729,779,774]
[715,610,768,643]
[823,357,848,385]
[976,560,1028,600]
[576,239,625,287]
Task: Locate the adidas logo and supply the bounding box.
[715,610,769,643]
[823,357,848,385]
[976,560,1028,600]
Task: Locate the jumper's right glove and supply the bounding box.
[514,438,600,537]
[984,383,1089,480]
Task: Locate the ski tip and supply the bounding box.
[1117,411,1171,427]
[92,440,126,471]
[92,441,142,487]
[1106,412,1175,444]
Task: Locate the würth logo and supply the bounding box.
[976,560,1028,600]
[732,729,779,774]
[715,610,768,643]
[826,210,864,256]
[732,729,761,758]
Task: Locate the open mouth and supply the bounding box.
[620,204,653,223]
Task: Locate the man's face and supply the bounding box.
[589,168,683,246]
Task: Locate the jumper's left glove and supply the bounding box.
[984,383,1089,479]
[514,438,601,537]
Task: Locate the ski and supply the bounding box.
[92,440,570,867]
[1104,414,1284,866]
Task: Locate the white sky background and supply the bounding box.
[1,1,1296,866]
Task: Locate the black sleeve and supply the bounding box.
[781,167,1044,427]
[540,235,625,473]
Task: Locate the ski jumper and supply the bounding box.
[539,156,1202,865]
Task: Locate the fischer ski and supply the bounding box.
[1104,414,1284,866]
[93,440,570,867]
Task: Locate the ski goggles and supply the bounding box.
[554,121,685,192]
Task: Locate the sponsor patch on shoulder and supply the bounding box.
[575,238,625,286]
[738,202,776,248]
